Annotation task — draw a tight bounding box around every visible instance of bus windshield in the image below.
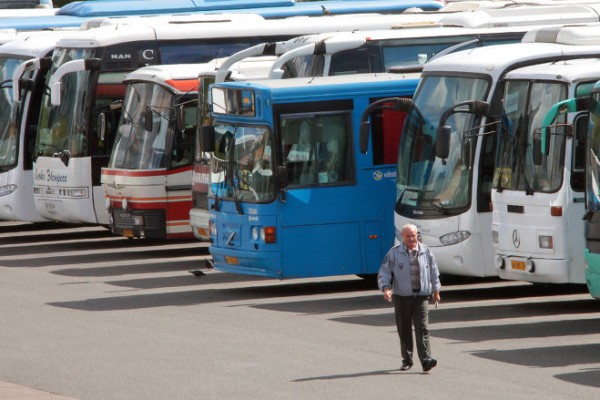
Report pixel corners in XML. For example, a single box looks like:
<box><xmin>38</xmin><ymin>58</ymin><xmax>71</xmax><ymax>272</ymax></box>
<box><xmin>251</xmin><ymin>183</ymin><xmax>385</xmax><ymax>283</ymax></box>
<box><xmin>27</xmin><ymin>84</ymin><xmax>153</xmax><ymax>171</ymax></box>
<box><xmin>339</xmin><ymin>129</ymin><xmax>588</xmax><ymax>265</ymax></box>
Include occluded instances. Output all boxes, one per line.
<box><xmin>211</xmin><ymin>123</ymin><xmax>274</xmax><ymax>203</ymax></box>
<box><xmin>0</xmin><ymin>57</ymin><xmax>25</xmax><ymax>169</ymax></box>
<box><xmin>109</xmin><ymin>82</ymin><xmax>172</xmax><ymax>169</ymax></box>
<box><xmin>493</xmin><ymin>81</ymin><xmax>567</xmax><ymax>193</ymax></box>
<box><xmin>397</xmin><ymin>75</ymin><xmax>488</xmax><ymax>213</ymax></box>
<box><xmin>109</xmin><ymin>82</ymin><xmax>195</xmax><ymax>170</ymax></box>
<box><xmin>36</xmin><ymin>48</ymin><xmax>93</xmax><ymax>158</ymax></box>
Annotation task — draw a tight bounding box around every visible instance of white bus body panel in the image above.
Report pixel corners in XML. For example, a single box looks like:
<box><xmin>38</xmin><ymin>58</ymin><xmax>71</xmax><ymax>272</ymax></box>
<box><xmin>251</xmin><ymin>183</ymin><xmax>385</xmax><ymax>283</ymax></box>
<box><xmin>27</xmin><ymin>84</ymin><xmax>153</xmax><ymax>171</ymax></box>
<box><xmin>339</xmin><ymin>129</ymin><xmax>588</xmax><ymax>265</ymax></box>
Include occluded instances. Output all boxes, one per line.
<box><xmin>33</xmin><ymin>157</ymin><xmax>108</xmax><ymax>225</ymax></box>
<box><xmin>493</xmin><ymin>189</ymin><xmax>585</xmax><ymax>284</ymax></box>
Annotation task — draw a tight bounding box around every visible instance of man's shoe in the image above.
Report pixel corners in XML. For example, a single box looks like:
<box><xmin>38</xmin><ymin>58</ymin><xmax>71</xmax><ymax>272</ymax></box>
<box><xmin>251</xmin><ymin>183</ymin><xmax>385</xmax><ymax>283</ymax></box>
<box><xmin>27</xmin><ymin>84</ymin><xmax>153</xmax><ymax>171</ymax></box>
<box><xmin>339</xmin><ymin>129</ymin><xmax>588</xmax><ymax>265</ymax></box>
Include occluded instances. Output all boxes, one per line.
<box><xmin>422</xmin><ymin>358</ymin><xmax>437</xmax><ymax>372</ymax></box>
<box><xmin>400</xmin><ymin>362</ymin><xmax>412</xmax><ymax>371</ymax></box>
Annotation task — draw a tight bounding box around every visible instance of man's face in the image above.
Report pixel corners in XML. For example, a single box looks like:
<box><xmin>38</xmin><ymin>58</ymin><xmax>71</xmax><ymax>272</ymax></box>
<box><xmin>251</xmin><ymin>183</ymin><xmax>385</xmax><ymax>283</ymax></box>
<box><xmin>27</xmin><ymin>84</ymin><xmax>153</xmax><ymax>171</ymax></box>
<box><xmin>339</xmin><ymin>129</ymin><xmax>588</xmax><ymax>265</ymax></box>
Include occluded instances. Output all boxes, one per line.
<box><xmin>402</xmin><ymin>227</ymin><xmax>419</xmax><ymax>250</ymax></box>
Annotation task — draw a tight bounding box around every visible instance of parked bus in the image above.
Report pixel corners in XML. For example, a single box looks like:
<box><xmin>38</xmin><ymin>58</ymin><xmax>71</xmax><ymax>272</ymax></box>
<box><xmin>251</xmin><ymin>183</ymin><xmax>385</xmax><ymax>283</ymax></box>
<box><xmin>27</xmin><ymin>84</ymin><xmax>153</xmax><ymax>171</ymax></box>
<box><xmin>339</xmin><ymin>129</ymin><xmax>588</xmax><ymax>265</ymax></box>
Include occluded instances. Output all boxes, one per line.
<box><xmin>537</xmin><ymin>30</ymin><xmax>600</xmax><ymax>297</ymax></box>
<box><xmin>0</xmin><ymin>30</ymin><xmax>86</xmax><ymax>222</ymax></box>
<box><xmin>358</xmin><ymin>24</ymin><xmax>600</xmax><ymax>278</ymax></box>
<box><xmin>190</xmin><ymin>3</ymin><xmax>600</xmax><ymax>242</ymax></box>
<box><xmin>203</xmin><ymin>73</ymin><xmax>419</xmax><ymax>278</ymax></box>
<box><xmin>101</xmin><ymin>11</ymin><xmax>453</xmax><ymax>241</ymax></box>
<box><xmin>0</xmin><ymin>0</ymin><xmax>445</xmax><ymax>31</ymax></box>
<box><xmin>32</xmin><ymin>9</ymin><xmax>445</xmax><ymax>227</ymax></box>
<box><xmin>491</xmin><ymin>58</ymin><xmax>600</xmax><ymax>285</ymax></box>
<box><xmin>216</xmin><ymin>3</ymin><xmax>600</xmax><ymax>82</ymax></box>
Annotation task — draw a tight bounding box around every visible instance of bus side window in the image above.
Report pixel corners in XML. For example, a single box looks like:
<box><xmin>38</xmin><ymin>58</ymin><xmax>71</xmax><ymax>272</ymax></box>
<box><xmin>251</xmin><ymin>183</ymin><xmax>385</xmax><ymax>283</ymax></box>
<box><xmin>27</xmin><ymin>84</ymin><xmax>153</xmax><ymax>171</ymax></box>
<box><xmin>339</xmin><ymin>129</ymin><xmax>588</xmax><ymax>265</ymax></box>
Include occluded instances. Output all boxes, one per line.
<box><xmin>329</xmin><ymin>48</ymin><xmax>371</xmax><ymax>76</ymax></box>
<box><xmin>315</xmin><ymin>113</ymin><xmax>352</xmax><ymax>184</ymax></box>
<box><xmin>281</xmin><ymin>118</ymin><xmax>316</xmax><ymax>185</ymax></box>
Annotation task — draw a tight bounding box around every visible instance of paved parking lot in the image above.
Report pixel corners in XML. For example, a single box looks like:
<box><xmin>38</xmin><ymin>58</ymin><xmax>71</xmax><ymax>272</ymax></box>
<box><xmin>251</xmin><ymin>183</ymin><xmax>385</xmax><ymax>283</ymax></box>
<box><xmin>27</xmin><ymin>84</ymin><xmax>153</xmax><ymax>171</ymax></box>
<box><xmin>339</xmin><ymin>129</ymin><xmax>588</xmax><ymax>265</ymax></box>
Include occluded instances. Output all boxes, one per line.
<box><xmin>0</xmin><ymin>221</ymin><xmax>598</xmax><ymax>400</ymax></box>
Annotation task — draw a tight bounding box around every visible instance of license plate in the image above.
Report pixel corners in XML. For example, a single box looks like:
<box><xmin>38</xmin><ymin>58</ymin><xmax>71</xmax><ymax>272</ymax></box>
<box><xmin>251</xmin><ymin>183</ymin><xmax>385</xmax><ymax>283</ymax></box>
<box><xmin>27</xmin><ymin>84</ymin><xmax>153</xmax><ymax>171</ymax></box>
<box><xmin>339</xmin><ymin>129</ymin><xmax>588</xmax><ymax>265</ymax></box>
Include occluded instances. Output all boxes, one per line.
<box><xmin>122</xmin><ymin>229</ymin><xmax>134</xmax><ymax>238</ymax></box>
<box><xmin>225</xmin><ymin>256</ymin><xmax>239</xmax><ymax>265</ymax></box>
<box><xmin>511</xmin><ymin>260</ymin><xmax>526</xmax><ymax>271</ymax></box>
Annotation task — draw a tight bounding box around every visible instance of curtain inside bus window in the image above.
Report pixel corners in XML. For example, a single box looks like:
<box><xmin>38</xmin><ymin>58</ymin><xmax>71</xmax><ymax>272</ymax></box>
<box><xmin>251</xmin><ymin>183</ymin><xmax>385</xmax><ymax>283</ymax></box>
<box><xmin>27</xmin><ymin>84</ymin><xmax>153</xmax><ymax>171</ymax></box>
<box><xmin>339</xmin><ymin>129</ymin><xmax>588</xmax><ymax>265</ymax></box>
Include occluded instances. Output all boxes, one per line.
<box><xmin>370</xmin><ymin>106</ymin><xmax>407</xmax><ymax>166</ymax></box>
<box><xmin>281</xmin><ymin>117</ymin><xmax>316</xmax><ymax>185</ymax></box>
<box><xmin>315</xmin><ymin>113</ymin><xmax>351</xmax><ymax>184</ymax></box>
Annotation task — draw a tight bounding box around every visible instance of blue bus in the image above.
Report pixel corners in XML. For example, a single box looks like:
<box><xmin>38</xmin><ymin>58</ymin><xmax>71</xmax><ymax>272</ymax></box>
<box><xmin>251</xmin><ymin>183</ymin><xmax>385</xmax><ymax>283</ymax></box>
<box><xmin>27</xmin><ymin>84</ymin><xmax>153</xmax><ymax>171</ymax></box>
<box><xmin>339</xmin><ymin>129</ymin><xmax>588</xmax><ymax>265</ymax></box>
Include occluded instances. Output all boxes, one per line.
<box><xmin>203</xmin><ymin>73</ymin><xmax>419</xmax><ymax>279</ymax></box>
<box><xmin>0</xmin><ymin>0</ymin><xmax>445</xmax><ymax>31</ymax></box>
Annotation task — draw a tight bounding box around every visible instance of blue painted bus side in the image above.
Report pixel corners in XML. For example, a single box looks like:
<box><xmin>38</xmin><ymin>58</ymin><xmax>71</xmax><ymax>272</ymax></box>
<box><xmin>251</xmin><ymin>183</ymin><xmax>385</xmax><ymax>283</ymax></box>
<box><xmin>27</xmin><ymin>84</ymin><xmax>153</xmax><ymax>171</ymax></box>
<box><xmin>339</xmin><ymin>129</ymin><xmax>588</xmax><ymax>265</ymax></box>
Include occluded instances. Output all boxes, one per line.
<box><xmin>208</xmin><ymin>75</ymin><xmax>419</xmax><ymax>279</ymax></box>
<box><xmin>0</xmin><ymin>0</ymin><xmax>444</xmax><ymax>30</ymax></box>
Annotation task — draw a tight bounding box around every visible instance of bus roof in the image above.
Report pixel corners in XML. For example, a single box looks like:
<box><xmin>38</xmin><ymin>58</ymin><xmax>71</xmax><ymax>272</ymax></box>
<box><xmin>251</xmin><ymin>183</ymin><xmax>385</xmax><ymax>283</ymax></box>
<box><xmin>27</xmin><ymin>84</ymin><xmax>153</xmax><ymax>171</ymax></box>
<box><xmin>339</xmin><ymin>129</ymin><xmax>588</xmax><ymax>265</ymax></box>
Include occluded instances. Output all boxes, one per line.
<box><xmin>126</xmin><ymin>56</ymin><xmax>281</xmax><ymax>88</ymax></box>
<box><xmin>214</xmin><ymin>72</ymin><xmax>421</xmax><ymax>98</ymax></box>
<box><xmin>421</xmin><ymin>41</ymin><xmax>600</xmax><ymax>78</ymax></box>
<box><xmin>57</xmin><ymin>0</ymin><xmax>293</xmax><ymax>17</ymax></box>
<box><xmin>52</xmin><ymin>12</ymin><xmax>448</xmax><ymax>49</ymax></box>
<box><xmin>438</xmin><ymin>3</ymin><xmax>600</xmax><ymax>28</ymax></box>
<box><xmin>0</xmin><ymin>30</ymin><xmax>80</xmax><ymax>58</ymax></box>
<box><xmin>0</xmin><ymin>0</ymin><xmax>444</xmax><ymax>31</ymax></box>
<box><xmin>504</xmin><ymin>57</ymin><xmax>600</xmax><ymax>83</ymax></box>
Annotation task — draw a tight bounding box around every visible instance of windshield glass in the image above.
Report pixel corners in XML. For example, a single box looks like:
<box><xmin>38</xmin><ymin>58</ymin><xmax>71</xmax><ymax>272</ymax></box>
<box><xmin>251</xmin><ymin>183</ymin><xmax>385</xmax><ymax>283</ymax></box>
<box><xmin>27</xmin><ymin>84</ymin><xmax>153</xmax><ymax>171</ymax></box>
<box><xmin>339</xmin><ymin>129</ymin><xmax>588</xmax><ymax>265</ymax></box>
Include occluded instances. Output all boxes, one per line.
<box><xmin>109</xmin><ymin>82</ymin><xmax>176</xmax><ymax>170</ymax></box>
<box><xmin>0</xmin><ymin>57</ymin><xmax>26</xmax><ymax>169</ymax></box>
<box><xmin>36</xmin><ymin>48</ymin><xmax>93</xmax><ymax>159</ymax></box>
<box><xmin>210</xmin><ymin>124</ymin><xmax>274</xmax><ymax>203</ymax></box>
<box><xmin>493</xmin><ymin>81</ymin><xmax>567</xmax><ymax>193</ymax></box>
<box><xmin>397</xmin><ymin>75</ymin><xmax>488</xmax><ymax>213</ymax></box>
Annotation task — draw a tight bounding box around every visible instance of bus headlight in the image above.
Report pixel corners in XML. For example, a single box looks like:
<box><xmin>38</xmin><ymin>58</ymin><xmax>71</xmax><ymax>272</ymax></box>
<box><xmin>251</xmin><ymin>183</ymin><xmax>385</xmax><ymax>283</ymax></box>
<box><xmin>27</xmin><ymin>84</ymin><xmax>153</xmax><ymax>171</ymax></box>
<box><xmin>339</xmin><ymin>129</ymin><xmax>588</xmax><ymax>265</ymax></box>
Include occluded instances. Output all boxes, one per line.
<box><xmin>526</xmin><ymin>259</ymin><xmax>535</xmax><ymax>273</ymax></box>
<box><xmin>0</xmin><ymin>184</ymin><xmax>16</xmax><ymax>197</ymax></box>
<box><xmin>496</xmin><ymin>256</ymin><xmax>505</xmax><ymax>270</ymax></box>
<box><xmin>439</xmin><ymin>231</ymin><xmax>471</xmax><ymax>246</ymax></box>
<box><xmin>122</xmin><ymin>198</ymin><xmax>128</xmax><ymax>210</ymax></box>
<box><xmin>492</xmin><ymin>229</ymin><xmax>499</xmax><ymax>244</ymax></box>
<box><xmin>538</xmin><ymin>235</ymin><xmax>553</xmax><ymax>249</ymax></box>
<box><xmin>252</xmin><ymin>226</ymin><xmax>259</xmax><ymax>241</ymax></box>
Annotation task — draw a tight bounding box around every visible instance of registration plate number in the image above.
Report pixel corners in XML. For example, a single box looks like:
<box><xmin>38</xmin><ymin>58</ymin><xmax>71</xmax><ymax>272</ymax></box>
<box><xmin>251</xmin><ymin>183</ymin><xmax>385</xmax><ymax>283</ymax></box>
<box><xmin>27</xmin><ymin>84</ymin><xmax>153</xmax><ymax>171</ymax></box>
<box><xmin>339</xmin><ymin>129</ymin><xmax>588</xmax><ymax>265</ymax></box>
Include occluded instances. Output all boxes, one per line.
<box><xmin>225</xmin><ymin>256</ymin><xmax>239</xmax><ymax>265</ymax></box>
<box><xmin>122</xmin><ymin>229</ymin><xmax>134</xmax><ymax>238</ymax></box>
<box><xmin>511</xmin><ymin>260</ymin><xmax>526</xmax><ymax>271</ymax></box>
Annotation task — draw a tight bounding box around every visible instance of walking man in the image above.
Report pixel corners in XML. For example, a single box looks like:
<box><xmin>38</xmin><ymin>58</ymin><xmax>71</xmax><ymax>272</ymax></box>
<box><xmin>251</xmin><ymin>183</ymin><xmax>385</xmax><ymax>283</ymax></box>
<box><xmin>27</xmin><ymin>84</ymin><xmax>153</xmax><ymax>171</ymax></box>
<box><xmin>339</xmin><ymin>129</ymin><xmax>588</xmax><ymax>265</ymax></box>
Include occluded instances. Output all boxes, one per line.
<box><xmin>378</xmin><ymin>223</ymin><xmax>441</xmax><ymax>372</ymax></box>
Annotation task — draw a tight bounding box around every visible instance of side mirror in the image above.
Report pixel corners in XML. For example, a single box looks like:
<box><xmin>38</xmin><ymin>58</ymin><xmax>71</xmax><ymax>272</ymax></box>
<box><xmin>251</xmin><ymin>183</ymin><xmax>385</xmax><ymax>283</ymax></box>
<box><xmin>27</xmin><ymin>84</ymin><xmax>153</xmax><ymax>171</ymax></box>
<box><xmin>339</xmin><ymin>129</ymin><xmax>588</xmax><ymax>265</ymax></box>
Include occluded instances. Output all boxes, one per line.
<box><xmin>541</xmin><ymin>126</ymin><xmax>551</xmax><ymax>156</ymax></box>
<box><xmin>436</xmin><ymin>125</ymin><xmax>451</xmax><ymax>159</ymax></box>
<box><xmin>533</xmin><ymin>135</ymin><xmax>543</xmax><ymax>166</ymax></box>
<box><xmin>144</xmin><ymin>107</ymin><xmax>153</xmax><ymax>132</ymax></box>
<box><xmin>97</xmin><ymin>112</ymin><xmax>106</xmax><ymax>141</ymax></box>
<box><xmin>199</xmin><ymin>125</ymin><xmax>215</xmax><ymax>153</ymax></box>
<box><xmin>175</xmin><ymin>105</ymin><xmax>184</xmax><ymax>132</ymax></box>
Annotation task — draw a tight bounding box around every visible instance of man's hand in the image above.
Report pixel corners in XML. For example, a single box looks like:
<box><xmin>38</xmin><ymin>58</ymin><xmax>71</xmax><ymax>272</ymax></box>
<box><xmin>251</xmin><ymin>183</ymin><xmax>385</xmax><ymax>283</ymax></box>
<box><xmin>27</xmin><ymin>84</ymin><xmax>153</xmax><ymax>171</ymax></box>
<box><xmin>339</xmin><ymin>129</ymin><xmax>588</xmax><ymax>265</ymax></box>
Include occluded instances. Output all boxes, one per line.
<box><xmin>383</xmin><ymin>287</ymin><xmax>393</xmax><ymax>303</ymax></box>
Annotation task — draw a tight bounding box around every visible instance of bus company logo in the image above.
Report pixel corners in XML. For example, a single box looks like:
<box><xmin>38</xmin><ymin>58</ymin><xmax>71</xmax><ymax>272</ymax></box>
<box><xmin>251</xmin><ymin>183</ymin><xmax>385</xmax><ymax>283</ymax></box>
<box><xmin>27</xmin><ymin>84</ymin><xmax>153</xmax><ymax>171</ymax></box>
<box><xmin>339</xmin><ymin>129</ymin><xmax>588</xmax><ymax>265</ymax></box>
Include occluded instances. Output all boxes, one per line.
<box><xmin>373</xmin><ymin>171</ymin><xmax>397</xmax><ymax>181</ymax></box>
<box><xmin>110</xmin><ymin>53</ymin><xmax>132</xmax><ymax>60</ymax></box>
<box><xmin>34</xmin><ymin>169</ymin><xmax>67</xmax><ymax>184</ymax></box>
<box><xmin>139</xmin><ymin>49</ymin><xmax>156</xmax><ymax>65</ymax></box>
<box><xmin>512</xmin><ymin>229</ymin><xmax>521</xmax><ymax>248</ymax></box>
